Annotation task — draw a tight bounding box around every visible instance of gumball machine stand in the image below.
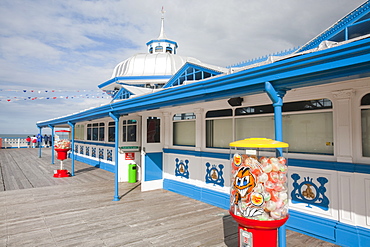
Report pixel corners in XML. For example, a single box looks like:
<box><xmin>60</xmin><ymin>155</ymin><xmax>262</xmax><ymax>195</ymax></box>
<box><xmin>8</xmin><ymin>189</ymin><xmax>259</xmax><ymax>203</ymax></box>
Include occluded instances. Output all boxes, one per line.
<box><xmin>229</xmin><ymin>138</ymin><xmax>289</xmax><ymax>247</ymax></box>
<box><xmin>53</xmin><ymin>140</ymin><xmax>71</xmax><ymax>178</ymax></box>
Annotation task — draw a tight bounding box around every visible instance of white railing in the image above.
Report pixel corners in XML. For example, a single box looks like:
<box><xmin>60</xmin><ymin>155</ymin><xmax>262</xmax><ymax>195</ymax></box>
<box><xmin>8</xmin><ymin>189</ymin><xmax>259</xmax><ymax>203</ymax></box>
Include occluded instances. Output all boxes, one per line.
<box><xmin>0</xmin><ymin>138</ymin><xmax>43</xmax><ymax>148</ymax></box>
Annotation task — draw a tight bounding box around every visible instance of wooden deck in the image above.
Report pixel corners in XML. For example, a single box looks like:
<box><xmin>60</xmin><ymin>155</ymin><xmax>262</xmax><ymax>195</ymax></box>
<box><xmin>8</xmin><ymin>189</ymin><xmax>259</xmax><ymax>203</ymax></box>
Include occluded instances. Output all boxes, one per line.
<box><xmin>0</xmin><ymin>148</ymin><xmax>339</xmax><ymax>246</ymax></box>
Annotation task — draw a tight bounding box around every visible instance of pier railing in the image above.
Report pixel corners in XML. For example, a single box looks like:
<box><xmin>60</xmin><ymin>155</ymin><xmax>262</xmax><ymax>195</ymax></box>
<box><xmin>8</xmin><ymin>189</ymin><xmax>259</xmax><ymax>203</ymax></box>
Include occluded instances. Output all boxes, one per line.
<box><xmin>0</xmin><ymin>138</ymin><xmax>31</xmax><ymax>149</ymax></box>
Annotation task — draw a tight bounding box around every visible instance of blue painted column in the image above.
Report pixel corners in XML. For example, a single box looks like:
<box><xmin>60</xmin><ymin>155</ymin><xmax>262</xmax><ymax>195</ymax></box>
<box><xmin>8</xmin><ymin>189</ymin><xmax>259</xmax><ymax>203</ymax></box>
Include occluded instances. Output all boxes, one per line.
<box><xmin>67</xmin><ymin>122</ymin><xmax>75</xmax><ymax>176</ymax></box>
<box><xmin>265</xmin><ymin>81</ymin><xmax>287</xmax><ymax>247</ymax></box>
<box><xmin>48</xmin><ymin>125</ymin><xmax>55</xmax><ymax>164</ymax></box>
<box><xmin>38</xmin><ymin>127</ymin><xmax>42</xmax><ymax>158</ymax></box>
<box><xmin>109</xmin><ymin>112</ymin><xmax>120</xmax><ymax>201</ymax></box>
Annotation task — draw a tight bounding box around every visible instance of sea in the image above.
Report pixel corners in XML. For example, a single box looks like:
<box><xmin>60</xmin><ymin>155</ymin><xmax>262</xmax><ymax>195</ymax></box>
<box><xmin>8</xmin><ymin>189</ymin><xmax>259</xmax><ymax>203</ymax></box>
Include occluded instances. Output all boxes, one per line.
<box><xmin>0</xmin><ymin>134</ymin><xmax>35</xmax><ymax>139</ymax></box>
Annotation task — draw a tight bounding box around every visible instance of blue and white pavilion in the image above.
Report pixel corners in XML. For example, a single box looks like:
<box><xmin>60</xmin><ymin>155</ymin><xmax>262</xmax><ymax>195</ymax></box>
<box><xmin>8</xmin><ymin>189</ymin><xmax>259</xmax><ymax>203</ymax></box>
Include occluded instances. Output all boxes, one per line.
<box><xmin>37</xmin><ymin>2</ymin><xmax>370</xmax><ymax>246</ymax></box>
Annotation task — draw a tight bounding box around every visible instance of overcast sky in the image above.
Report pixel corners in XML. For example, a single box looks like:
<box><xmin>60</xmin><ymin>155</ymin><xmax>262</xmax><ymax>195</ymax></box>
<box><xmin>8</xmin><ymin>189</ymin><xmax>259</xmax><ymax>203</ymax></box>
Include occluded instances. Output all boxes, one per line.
<box><xmin>0</xmin><ymin>0</ymin><xmax>365</xmax><ymax>135</ymax></box>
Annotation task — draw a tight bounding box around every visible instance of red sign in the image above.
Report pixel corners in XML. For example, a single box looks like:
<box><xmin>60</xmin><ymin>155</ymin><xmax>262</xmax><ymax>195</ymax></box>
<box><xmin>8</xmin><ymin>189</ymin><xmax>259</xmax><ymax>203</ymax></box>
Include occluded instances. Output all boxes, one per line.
<box><xmin>125</xmin><ymin>152</ymin><xmax>135</xmax><ymax>160</ymax></box>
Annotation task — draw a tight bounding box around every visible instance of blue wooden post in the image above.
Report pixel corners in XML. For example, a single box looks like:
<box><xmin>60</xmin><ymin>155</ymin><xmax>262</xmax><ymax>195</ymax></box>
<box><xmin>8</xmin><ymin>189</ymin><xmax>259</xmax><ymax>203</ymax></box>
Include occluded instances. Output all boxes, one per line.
<box><xmin>67</xmin><ymin>122</ymin><xmax>75</xmax><ymax>176</ymax></box>
<box><xmin>109</xmin><ymin>112</ymin><xmax>120</xmax><ymax>201</ymax></box>
<box><xmin>48</xmin><ymin>125</ymin><xmax>55</xmax><ymax>164</ymax></box>
<box><xmin>265</xmin><ymin>81</ymin><xmax>287</xmax><ymax>247</ymax></box>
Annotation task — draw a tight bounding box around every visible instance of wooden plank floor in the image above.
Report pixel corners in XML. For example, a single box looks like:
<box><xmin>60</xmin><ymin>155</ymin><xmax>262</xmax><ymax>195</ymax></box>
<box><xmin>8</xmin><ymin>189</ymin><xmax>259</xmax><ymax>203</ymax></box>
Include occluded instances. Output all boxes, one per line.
<box><xmin>0</xmin><ymin>148</ymin><xmax>339</xmax><ymax>246</ymax></box>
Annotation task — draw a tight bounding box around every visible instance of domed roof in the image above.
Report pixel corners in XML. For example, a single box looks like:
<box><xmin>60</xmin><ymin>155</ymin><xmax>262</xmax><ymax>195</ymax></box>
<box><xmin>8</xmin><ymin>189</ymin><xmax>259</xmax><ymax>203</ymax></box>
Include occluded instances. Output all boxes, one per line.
<box><xmin>111</xmin><ymin>53</ymin><xmax>200</xmax><ymax>78</ymax></box>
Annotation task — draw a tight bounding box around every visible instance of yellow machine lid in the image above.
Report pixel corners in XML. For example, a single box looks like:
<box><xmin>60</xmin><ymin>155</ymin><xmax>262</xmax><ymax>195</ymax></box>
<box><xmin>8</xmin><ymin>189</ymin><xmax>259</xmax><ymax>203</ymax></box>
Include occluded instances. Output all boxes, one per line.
<box><xmin>229</xmin><ymin>138</ymin><xmax>289</xmax><ymax>148</ymax></box>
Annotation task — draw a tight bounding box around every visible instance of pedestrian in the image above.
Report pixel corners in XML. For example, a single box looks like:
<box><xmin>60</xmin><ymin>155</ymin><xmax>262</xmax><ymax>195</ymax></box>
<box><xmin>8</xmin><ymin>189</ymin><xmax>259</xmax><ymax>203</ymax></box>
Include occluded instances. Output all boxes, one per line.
<box><xmin>36</xmin><ymin>133</ymin><xmax>42</xmax><ymax>148</ymax></box>
<box><xmin>44</xmin><ymin>134</ymin><xmax>49</xmax><ymax>147</ymax></box>
<box><xmin>49</xmin><ymin>135</ymin><xmax>53</xmax><ymax>147</ymax></box>
<box><xmin>26</xmin><ymin>136</ymin><xmax>31</xmax><ymax>148</ymax></box>
<box><xmin>31</xmin><ymin>135</ymin><xmax>37</xmax><ymax>148</ymax></box>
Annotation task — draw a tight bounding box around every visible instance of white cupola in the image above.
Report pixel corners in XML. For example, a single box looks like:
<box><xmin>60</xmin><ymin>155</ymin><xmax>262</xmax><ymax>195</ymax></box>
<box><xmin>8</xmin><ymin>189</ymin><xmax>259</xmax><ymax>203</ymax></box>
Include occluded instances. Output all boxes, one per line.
<box><xmin>145</xmin><ymin>8</ymin><xmax>178</xmax><ymax>55</ymax></box>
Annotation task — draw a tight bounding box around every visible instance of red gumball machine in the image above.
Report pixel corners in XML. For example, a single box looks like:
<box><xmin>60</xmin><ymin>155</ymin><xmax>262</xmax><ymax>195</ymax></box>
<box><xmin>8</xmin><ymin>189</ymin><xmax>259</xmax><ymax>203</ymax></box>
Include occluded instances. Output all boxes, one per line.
<box><xmin>229</xmin><ymin>138</ymin><xmax>289</xmax><ymax>247</ymax></box>
<box><xmin>53</xmin><ymin>139</ymin><xmax>71</xmax><ymax>178</ymax></box>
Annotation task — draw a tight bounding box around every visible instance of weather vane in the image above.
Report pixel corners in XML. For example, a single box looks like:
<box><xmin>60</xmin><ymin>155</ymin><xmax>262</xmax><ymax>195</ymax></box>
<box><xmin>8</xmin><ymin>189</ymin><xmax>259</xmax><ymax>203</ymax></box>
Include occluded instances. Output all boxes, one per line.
<box><xmin>161</xmin><ymin>6</ymin><xmax>165</xmax><ymax>17</ymax></box>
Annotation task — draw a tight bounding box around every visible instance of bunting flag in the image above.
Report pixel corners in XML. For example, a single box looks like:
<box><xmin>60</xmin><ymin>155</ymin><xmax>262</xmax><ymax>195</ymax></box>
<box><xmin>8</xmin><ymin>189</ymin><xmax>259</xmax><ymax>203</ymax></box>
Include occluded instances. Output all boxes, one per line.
<box><xmin>0</xmin><ymin>89</ymin><xmax>110</xmax><ymax>102</ymax></box>
<box><xmin>0</xmin><ymin>89</ymin><xmax>103</xmax><ymax>93</ymax></box>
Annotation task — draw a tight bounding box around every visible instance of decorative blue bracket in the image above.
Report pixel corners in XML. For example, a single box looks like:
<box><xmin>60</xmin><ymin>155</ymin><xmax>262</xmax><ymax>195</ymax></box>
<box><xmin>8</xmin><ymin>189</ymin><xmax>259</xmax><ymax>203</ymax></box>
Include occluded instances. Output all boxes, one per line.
<box><xmin>205</xmin><ymin>162</ymin><xmax>224</xmax><ymax>187</ymax></box>
<box><xmin>175</xmin><ymin>158</ymin><xmax>189</xmax><ymax>179</ymax></box>
<box><xmin>291</xmin><ymin>173</ymin><xmax>330</xmax><ymax>211</ymax></box>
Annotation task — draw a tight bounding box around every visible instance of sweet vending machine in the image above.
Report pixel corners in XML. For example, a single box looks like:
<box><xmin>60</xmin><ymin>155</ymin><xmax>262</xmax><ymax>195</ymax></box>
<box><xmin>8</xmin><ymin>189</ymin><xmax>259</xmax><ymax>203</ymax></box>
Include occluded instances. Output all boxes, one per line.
<box><xmin>229</xmin><ymin>138</ymin><xmax>289</xmax><ymax>247</ymax></box>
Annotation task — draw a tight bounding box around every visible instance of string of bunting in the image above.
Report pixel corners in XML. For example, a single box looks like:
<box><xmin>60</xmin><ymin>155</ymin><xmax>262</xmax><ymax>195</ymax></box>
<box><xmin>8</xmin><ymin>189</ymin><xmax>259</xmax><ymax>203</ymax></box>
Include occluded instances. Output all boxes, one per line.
<box><xmin>0</xmin><ymin>89</ymin><xmax>110</xmax><ymax>102</ymax></box>
<box><xmin>0</xmin><ymin>89</ymin><xmax>104</xmax><ymax>93</ymax></box>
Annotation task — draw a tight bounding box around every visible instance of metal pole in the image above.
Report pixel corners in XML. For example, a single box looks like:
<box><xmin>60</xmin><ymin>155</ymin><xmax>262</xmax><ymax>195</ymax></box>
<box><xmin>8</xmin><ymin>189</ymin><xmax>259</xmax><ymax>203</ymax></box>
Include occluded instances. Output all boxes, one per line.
<box><xmin>67</xmin><ymin>122</ymin><xmax>75</xmax><ymax>176</ymax></box>
<box><xmin>38</xmin><ymin>127</ymin><xmax>42</xmax><ymax>158</ymax></box>
<box><xmin>48</xmin><ymin>125</ymin><xmax>55</xmax><ymax>164</ymax></box>
<box><xmin>265</xmin><ymin>81</ymin><xmax>286</xmax><ymax>247</ymax></box>
<box><xmin>109</xmin><ymin>112</ymin><xmax>120</xmax><ymax>201</ymax></box>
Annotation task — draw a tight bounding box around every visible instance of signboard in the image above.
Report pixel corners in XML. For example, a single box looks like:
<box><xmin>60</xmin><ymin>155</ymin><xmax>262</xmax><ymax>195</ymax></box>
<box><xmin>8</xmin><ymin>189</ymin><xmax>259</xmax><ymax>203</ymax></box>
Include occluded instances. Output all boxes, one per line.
<box><xmin>125</xmin><ymin>152</ymin><xmax>135</xmax><ymax>160</ymax></box>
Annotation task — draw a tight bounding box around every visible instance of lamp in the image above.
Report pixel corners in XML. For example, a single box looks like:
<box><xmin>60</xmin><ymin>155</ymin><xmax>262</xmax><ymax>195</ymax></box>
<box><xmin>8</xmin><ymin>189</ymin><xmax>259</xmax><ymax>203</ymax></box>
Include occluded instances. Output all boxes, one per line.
<box><xmin>228</xmin><ymin>97</ymin><xmax>243</xmax><ymax>107</ymax></box>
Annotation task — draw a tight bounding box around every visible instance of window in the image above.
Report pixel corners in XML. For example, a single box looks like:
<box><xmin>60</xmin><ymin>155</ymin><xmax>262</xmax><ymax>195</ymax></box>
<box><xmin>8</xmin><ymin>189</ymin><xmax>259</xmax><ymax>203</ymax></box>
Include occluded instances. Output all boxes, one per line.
<box><xmin>235</xmin><ymin>116</ymin><xmax>274</xmax><ymax>139</ymax></box>
<box><xmin>206</xmin><ymin>109</ymin><xmax>232</xmax><ymax>118</ymax></box>
<box><xmin>87</xmin><ymin>124</ymin><xmax>92</xmax><ymax>140</ymax></box>
<box><xmin>87</xmin><ymin>122</ymin><xmax>105</xmax><ymax>141</ymax></box>
<box><xmin>166</xmin><ymin>46</ymin><xmax>172</xmax><ymax>53</ymax></box>
<box><xmin>155</xmin><ymin>46</ymin><xmax>163</xmax><ymax>52</ymax></box>
<box><xmin>205</xmin><ymin>109</ymin><xmax>233</xmax><ymax>148</ymax></box>
<box><xmin>147</xmin><ymin>117</ymin><xmax>160</xmax><ymax>143</ymax></box>
<box><xmin>361</xmin><ymin>93</ymin><xmax>370</xmax><ymax>157</ymax></box>
<box><xmin>99</xmin><ymin>123</ymin><xmax>105</xmax><ymax>141</ymax></box>
<box><xmin>173</xmin><ymin>113</ymin><xmax>196</xmax><ymax>146</ymax></box>
<box><xmin>234</xmin><ymin>98</ymin><xmax>333</xmax><ymax>155</ymax></box>
<box><xmin>206</xmin><ymin>119</ymin><xmax>233</xmax><ymax>148</ymax></box>
<box><xmin>108</xmin><ymin>122</ymin><xmax>115</xmax><ymax>142</ymax></box>
<box><xmin>283</xmin><ymin>112</ymin><xmax>333</xmax><ymax>155</ymax></box>
<box><xmin>75</xmin><ymin>124</ymin><xmax>85</xmax><ymax>140</ymax></box>
<box><xmin>122</xmin><ymin>120</ymin><xmax>137</xmax><ymax>142</ymax></box>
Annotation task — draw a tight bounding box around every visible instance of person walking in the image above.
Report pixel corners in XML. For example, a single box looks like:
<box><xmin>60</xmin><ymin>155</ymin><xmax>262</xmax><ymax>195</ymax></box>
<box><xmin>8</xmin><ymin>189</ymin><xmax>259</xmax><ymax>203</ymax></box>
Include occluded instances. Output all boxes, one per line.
<box><xmin>26</xmin><ymin>136</ymin><xmax>31</xmax><ymax>148</ymax></box>
<box><xmin>43</xmin><ymin>134</ymin><xmax>49</xmax><ymax>147</ymax></box>
<box><xmin>49</xmin><ymin>135</ymin><xmax>53</xmax><ymax>147</ymax></box>
<box><xmin>36</xmin><ymin>133</ymin><xmax>42</xmax><ymax>148</ymax></box>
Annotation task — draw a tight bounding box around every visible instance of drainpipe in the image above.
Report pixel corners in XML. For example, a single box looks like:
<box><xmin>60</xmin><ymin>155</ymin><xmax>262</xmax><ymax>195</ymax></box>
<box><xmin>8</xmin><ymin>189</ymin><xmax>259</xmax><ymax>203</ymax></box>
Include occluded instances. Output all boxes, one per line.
<box><xmin>48</xmin><ymin>125</ymin><xmax>55</xmax><ymax>164</ymax></box>
<box><xmin>67</xmin><ymin>122</ymin><xmax>75</xmax><ymax>176</ymax></box>
<box><xmin>38</xmin><ymin>127</ymin><xmax>42</xmax><ymax>158</ymax></box>
<box><xmin>109</xmin><ymin>112</ymin><xmax>120</xmax><ymax>201</ymax></box>
<box><xmin>265</xmin><ymin>81</ymin><xmax>287</xmax><ymax>247</ymax></box>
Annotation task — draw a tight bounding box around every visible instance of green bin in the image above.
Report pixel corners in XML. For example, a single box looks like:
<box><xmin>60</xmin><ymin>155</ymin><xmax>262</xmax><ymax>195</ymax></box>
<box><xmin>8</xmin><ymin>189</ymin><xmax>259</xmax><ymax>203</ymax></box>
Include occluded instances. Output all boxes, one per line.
<box><xmin>128</xmin><ymin>164</ymin><xmax>137</xmax><ymax>183</ymax></box>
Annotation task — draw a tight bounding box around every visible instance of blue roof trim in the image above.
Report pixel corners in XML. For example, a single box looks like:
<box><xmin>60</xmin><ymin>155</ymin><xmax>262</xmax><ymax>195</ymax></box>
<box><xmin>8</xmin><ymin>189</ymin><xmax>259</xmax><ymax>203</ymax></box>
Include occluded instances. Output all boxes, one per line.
<box><xmin>146</xmin><ymin>39</ymin><xmax>178</xmax><ymax>48</ymax></box>
<box><xmin>37</xmin><ymin>38</ymin><xmax>370</xmax><ymax>127</ymax></box>
<box><xmin>98</xmin><ymin>75</ymin><xmax>172</xmax><ymax>89</ymax></box>
<box><xmin>297</xmin><ymin>1</ymin><xmax>370</xmax><ymax>52</ymax></box>
<box><xmin>163</xmin><ymin>63</ymin><xmax>223</xmax><ymax>88</ymax></box>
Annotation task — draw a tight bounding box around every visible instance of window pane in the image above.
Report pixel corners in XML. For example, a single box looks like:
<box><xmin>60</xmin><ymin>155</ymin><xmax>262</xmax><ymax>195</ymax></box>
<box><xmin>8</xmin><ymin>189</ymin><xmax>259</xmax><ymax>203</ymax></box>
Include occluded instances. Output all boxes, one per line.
<box><xmin>127</xmin><ymin>125</ymin><xmax>137</xmax><ymax>142</ymax></box>
<box><xmin>206</xmin><ymin>109</ymin><xmax>233</xmax><ymax>118</ymax></box>
<box><xmin>361</xmin><ymin>93</ymin><xmax>370</xmax><ymax>105</ymax></box>
<box><xmin>122</xmin><ymin>126</ymin><xmax>127</xmax><ymax>142</ymax></box>
<box><xmin>362</xmin><ymin>109</ymin><xmax>370</xmax><ymax>157</ymax></box>
<box><xmin>99</xmin><ymin>127</ymin><xmax>104</xmax><ymax>141</ymax></box>
<box><xmin>206</xmin><ymin>119</ymin><xmax>232</xmax><ymax>148</ymax></box>
<box><xmin>87</xmin><ymin>127</ymin><xmax>91</xmax><ymax>140</ymax></box>
<box><xmin>235</xmin><ymin>116</ymin><xmax>274</xmax><ymax>139</ymax></box>
<box><xmin>173</xmin><ymin>121</ymin><xmax>195</xmax><ymax>146</ymax></box>
<box><xmin>92</xmin><ymin>127</ymin><xmax>98</xmax><ymax>141</ymax></box>
<box><xmin>173</xmin><ymin>113</ymin><xmax>196</xmax><ymax>120</ymax></box>
<box><xmin>108</xmin><ymin>126</ymin><xmax>115</xmax><ymax>142</ymax></box>
<box><xmin>283</xmin><ymin>112</ymin><xmax>333</xmax><ymax>154</ymax></box>
<box><xmin>147</xmin><ymin>118</ymin><xmax>160</xmax><ymax>143</ymax></box>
